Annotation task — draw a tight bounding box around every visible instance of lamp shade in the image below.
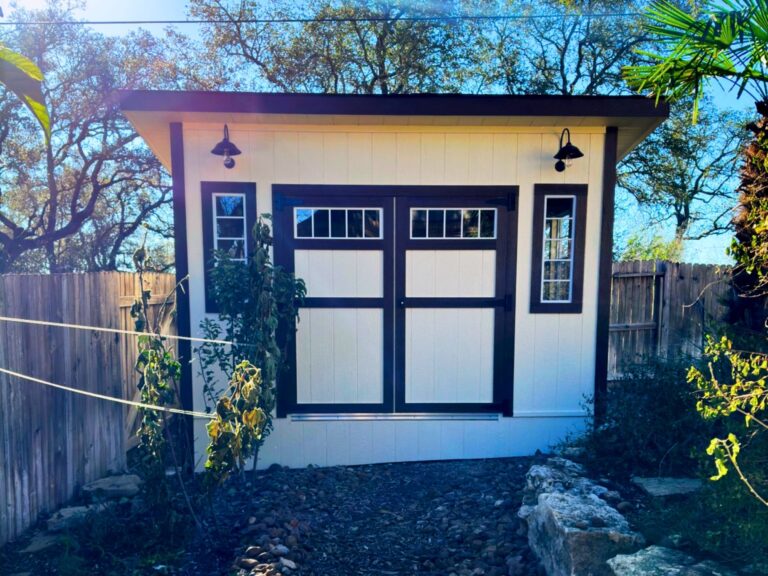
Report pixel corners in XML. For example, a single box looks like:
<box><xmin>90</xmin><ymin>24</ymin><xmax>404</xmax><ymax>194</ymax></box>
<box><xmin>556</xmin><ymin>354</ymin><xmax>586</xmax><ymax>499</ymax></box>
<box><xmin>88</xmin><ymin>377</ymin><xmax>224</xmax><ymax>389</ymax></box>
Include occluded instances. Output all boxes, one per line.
<box><xmin>210</xmin><ymin>124</ymin><xmax>242</xmax><ymax>158</ymax></box>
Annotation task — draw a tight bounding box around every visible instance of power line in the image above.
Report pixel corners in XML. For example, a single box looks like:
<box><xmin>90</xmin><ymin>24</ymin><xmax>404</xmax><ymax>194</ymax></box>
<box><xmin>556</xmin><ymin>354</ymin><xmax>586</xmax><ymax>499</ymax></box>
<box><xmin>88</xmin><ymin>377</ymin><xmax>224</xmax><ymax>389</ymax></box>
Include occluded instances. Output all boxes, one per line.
<box><xmin>0</xmin><ymin>12</ymin><xmax>644</xmax><ymax>27</ymax></box>
<box><xmin>0</xmin><ymin>365</ymin><xmax>214</xmax><ymax>419</ymax></box>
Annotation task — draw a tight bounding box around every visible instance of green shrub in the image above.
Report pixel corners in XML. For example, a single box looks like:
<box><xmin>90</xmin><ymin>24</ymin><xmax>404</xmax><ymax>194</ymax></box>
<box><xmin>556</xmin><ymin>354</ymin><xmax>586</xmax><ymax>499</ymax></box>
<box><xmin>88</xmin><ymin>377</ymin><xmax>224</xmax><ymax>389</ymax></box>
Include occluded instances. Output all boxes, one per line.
<box><xmin>574</xmin><ymin>356</ymin><xmax>715</xmax><ymax>478</ymax></box>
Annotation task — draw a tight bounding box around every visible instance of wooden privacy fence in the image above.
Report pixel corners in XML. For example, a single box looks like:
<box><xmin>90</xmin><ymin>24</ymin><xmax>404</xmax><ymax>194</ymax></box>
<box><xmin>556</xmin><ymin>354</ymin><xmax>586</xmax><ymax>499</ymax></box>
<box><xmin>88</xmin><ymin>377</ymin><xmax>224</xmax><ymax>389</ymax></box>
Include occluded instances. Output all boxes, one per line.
<box><xmin>0</xmin><ymin>272</ymin><xmax>176</xmax><ymax>546</ymax></box>
<box><xmin>608</xmin><ymin>260</ymin><xmax>733</xmax><ymax>380</ymax></box>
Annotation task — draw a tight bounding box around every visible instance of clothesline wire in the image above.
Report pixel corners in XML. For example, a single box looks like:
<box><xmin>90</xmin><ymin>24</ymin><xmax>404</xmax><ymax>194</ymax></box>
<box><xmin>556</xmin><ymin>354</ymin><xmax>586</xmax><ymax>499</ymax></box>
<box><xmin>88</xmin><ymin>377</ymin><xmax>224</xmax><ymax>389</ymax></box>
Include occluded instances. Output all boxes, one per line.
<box><xmin>0</xmin><ymin>365</ymin><xmax>214</xmax><ymax>419</ymax></box>
<box><xmin>0</xmin><ymin>314</ymin><xmax>256</xmax><ymax>348</ymax></box>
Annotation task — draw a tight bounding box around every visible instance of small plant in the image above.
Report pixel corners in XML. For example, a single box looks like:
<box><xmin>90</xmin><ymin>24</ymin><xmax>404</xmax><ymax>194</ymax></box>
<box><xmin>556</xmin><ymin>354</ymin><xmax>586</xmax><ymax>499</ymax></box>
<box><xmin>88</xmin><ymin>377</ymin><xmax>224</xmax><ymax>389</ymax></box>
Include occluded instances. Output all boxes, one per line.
<box><xmin>571</xmin><ymin>356</ymin><xmax>714</xmax><ymax>478</ymax></box>
<box><xmin>205</xmin><ymin>361</ymin><xmax>265</xmax><ymax>485</ymax></box>
<box><xmin>131</xmin><ymin>246</ymin><xmax>184</xmax><ymax>509</ymax></box>
<box><xmin>197</xmin><ymin>216</ymin><xmax>305</xmax><ymax>468</ymax></box>
<box><xmin>688</xmin><ymin>335</ymin><xmax>768</xmax><ymax>506</ymax></box>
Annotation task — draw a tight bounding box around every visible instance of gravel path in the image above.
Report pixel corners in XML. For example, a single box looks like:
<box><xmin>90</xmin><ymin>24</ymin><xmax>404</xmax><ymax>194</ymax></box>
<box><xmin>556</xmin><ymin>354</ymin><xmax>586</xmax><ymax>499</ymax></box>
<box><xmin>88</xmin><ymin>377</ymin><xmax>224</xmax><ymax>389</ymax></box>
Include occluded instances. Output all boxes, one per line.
<box><xmin>193</xmin><ymin>458</ymin><xmax>541</xmax><ymax>576</ymax></box>
<box><xmin>0</xmin><ymin>458</ymin><xmax>541</xmax><ymax>575</ymax></box>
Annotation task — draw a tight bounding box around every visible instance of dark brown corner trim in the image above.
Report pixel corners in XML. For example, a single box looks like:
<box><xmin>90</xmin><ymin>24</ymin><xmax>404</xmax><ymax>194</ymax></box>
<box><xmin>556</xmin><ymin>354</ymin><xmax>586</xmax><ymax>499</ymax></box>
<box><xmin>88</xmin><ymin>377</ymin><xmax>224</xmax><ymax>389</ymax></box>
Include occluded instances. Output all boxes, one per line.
<box><xmin>529</xmin><ymin>184</ymin><xmax>588</xmax><ymax>314</ymax></box>
<box><xmin>201</xmin><ymin>181</ymin><xmax>258</xmax><ymax>313</ymax></box>
<box><xmin>170</xmin><ymin>122</ymin><xmax>194</xmax><ymax>463</ymax></box>
<box><xmin>119</xmin><ymin>90</ymin><xmax>669</xmax><ymax>119</ymax></box>
<box><xmin>594</xmin><ymin>127</ymin><xmax>619</xmax><ymax>424</ymax></box>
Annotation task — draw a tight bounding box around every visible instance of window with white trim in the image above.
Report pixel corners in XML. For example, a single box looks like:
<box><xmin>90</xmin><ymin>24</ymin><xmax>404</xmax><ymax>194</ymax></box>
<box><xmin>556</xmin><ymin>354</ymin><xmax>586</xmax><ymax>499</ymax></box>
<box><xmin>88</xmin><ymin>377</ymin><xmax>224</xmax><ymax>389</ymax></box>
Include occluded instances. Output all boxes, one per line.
<box><xmin>541</xmin><ymin>196</ymin><xmax>575</xmax><ymax>302</ymax></box>
<box><xmin>213</xmin><ymin>193</ymin><xmax>247</xmax><ymax>261</ymax></box>
<box><xmin>201</xmin><ymin>181</ymin><xmax>256</xmax><ymax>313</ymax></box>
<box><xmin>410</xmin><ymin>208</ymin><xmax>497</xmax><ymax>239</ymax></box>
<box><xmin>294</xmin><ymin>207</ymin><xmax>382</xmax><ymax>239</ymax></box>
<box><xmin>530</xmin><ymin>184</ymin><xmax>587</xmax><ymax>314</ymax></box>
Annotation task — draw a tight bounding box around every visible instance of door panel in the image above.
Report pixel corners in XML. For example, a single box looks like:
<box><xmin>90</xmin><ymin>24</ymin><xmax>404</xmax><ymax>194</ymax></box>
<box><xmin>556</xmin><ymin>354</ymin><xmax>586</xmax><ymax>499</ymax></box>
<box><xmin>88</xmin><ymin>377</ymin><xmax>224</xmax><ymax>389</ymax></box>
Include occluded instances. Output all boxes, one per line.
<box><xmin>274</xmin><ymin>186</ymin><xmax>394</xmax><ymax>416</ymax></box>
<box><xmin>294</xmin><ymin>250</ymin><xmax>383</xmax><ymax>298</ymax></box>
<box><xmin>405</xmin><ymin>308</ymin><xmax>495</xmax><ymax>403</ymax></box>
<box><xmin>296</xmin><ymin>308</ymin><xmax>384</xmax><ymax>404</ymax></box>
<box><xmin>405</xmin><ymin>250</ymin><xmax>496</xmax><ymax>297</ymax></box>
<box><xmin>395</xmin><ymin>193</ymin><xmax>512</xmax><ymax>413</ymax></box>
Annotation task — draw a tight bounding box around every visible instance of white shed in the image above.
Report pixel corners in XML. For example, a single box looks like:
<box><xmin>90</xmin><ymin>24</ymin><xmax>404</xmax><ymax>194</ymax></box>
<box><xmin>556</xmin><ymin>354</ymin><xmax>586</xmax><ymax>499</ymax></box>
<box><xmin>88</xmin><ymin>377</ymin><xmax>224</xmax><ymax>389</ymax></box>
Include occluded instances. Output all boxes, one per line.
<box><xmin>121</xmin><ymin>92</ymin><xmax>667</xmax><ymax>468</ymax></box>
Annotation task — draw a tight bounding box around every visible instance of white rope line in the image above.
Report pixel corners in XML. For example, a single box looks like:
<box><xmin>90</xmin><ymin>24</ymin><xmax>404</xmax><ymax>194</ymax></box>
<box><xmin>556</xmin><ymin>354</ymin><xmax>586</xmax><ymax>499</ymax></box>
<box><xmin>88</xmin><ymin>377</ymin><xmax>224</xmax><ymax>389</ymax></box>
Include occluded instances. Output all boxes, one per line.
<box><xmin>0</xmin><ymin>315</ymin><xmax>239</xmax><ymax>347</ymax></box>
<box><xmin>0</xmin><ymin>366</ymin><xmax>215</xmax><ymax>419</ymax></box>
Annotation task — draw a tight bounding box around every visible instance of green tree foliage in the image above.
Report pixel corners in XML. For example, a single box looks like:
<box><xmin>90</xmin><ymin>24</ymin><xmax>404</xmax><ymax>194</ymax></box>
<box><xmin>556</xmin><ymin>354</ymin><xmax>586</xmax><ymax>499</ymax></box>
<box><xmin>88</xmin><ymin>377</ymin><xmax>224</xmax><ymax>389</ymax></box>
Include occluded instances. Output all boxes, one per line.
<box><xmin>189</xmin><ymin>0</ymin><xmax>648</xmax><ymax>95</ymax></box>
<box><xmin>618</xmin><ymin>231</ymin><xmax>683</xmax><ymax>261</ymax></box>
<box><xmin>0</xmin><ymin>1</ymin><xmax>231</xmax><ymax>272</ymax></box>
<box><xmin>197</xmin><ymin>217</ymin><xmax>305</xmax><ymax>465</ymax></box>
<box><xmin>624</xmin><ymin>0</ymin><xmax>768</xmax><ymax>121</ymax></box>
<box><xmin>619</xmin><ymin>98</ymin><xmax>748</xmax><ymax>242</ymax></box>
<box><xmin>0</xmin><ymin>3</ymin><xmax>173</xmax><ymax>271</ymax></box>
<box><xmin>625</xmin><ymin>0</ymin><xmax>768</xmax><ymax>506</ymax></box>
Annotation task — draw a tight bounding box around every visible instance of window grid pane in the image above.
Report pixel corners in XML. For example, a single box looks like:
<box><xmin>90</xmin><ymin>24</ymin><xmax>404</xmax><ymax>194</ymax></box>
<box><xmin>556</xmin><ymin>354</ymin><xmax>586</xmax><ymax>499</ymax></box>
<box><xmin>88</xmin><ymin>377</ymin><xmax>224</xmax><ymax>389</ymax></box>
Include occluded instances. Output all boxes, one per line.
<box><xmin>410</xmin><ymin>208</ymin><xmax>497</xmax><ymax>240</ymax></box>
<box><xmin>294</xmin><ymin>208</ymin><xmax>383</xmax><ymax>239</ymax></box>
<box><xmin>541</xmin><ymin>196</ymin><xmax>575</xmax><ymax>302</ymax></box>
<box><xmin>213</xmin><ymin>193</ymin><xmax>248</xmax><ymax>260</ymax></box>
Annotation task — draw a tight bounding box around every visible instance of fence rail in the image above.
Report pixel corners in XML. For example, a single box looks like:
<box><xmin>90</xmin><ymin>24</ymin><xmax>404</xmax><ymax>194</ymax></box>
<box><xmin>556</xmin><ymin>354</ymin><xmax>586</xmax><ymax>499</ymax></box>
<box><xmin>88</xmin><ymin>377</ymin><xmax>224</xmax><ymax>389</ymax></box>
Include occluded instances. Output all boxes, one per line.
<box><xmin>0</xmin><ymin>272</ymin><xmax>175</xmax><ymax>546</ymax></box>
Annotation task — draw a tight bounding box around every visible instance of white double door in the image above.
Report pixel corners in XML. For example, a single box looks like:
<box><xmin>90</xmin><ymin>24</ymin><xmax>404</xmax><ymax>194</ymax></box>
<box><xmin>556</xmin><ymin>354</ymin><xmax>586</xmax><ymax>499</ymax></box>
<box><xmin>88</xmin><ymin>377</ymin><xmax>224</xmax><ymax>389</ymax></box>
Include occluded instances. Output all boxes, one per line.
<box><xmin>274</xmin><ymin>185</ymin><xmax>515</xmax><ymax>416</ymax></box>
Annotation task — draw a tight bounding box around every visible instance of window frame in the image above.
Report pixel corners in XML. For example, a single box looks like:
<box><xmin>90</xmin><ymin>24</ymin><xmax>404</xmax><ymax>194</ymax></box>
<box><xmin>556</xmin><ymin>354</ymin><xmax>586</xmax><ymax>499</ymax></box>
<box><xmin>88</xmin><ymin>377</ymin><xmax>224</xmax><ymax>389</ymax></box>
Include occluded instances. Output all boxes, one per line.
<box><xmin>530</xmin><ymin>184</ymin><xmax>587</xmax><ymax>314</ymax></box>
<box><xmin>201</xmin><ymin>181</ymin><xmax>257</xmax><ymax>313</ymax></box>
<box><xmin>409</xmin><ymin>207</ymin><xmax>498</xmax><ymax>240</ymax></box>
<box><xmin>293</xmin><ymin>206</ymin><xmax>384</xmax><ymax>239</ymax></box>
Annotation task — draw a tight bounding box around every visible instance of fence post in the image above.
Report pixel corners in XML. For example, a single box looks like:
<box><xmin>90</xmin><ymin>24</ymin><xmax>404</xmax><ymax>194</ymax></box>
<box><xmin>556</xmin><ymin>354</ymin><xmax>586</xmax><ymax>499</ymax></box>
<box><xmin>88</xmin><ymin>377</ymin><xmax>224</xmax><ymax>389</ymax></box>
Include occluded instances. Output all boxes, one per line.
<box><xmin>658</xmin><ymin>260</ymin><xmax>672</xmax><ymax>358</ymax></box>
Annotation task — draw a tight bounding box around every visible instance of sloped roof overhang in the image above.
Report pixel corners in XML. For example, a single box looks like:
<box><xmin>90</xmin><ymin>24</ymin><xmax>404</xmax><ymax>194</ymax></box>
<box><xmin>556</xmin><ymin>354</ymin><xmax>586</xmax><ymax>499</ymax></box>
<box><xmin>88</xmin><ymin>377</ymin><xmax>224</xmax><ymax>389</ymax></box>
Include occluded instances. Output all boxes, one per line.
<box><xmin>119</xmin><ymin>90</ymin><xmax>669</xmax><ymax>169</ymax></box>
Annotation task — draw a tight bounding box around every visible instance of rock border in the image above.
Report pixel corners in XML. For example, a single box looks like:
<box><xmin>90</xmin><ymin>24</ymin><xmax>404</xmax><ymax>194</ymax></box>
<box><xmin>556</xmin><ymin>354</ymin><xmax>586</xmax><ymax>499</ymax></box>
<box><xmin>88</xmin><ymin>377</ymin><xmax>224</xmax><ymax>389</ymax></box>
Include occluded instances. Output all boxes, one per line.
<box><xmin>517</xmin><ymin>458</ymin><xmax>739</xmax><ymax>576</ymax></box>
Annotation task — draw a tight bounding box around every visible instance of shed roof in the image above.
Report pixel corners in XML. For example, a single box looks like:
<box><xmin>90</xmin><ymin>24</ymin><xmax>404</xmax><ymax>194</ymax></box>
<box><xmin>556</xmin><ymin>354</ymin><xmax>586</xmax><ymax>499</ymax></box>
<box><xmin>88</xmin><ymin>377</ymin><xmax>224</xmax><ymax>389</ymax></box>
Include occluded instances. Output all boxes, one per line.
<box><xmin>119</xmin><ymin>90</ymin><xmax>668</xmax><ymax>167</ymax></box>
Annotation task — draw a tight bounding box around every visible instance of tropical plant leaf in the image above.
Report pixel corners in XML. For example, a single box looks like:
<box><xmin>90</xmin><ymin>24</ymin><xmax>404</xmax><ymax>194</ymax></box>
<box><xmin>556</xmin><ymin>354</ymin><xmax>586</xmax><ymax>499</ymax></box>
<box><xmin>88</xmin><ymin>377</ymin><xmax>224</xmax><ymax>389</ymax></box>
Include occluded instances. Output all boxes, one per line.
<box><xmin>624</xmin><ymin>0</ymin><xmax>768</xmax><ymax>121</ymax></box>
<box><xmin>0</xmin><ymin>45</ymin><xmax>50</xmax><ymax>141</ymax></box>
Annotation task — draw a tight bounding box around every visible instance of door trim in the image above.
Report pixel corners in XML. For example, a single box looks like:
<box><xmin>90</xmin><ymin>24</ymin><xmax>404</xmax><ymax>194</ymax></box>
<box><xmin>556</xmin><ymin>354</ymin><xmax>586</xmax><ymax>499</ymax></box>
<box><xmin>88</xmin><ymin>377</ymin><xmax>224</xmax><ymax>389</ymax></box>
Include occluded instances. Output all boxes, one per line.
<box><xmin>273</xmin><ymin>184</ymin><xmax>518</xmax><ymax>417</ymax></box>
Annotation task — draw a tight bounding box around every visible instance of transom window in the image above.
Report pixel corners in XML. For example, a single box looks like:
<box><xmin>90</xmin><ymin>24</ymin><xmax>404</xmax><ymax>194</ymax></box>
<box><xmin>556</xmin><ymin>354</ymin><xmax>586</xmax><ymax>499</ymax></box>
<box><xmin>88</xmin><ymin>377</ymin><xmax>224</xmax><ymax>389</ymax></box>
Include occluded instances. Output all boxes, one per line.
<box><xmin>294</xmin><ymin>208</ymin><xmax>382</xmax><ymax>239</ymax></box>
<box><xmin>213</xmin><ymin>193</ymin><xmax>247</xmax><ymax>261</ymax></box>
<box><xmin>541</xmin><ymin>197</ymin><xmax>575</xmax><ymax>302</ymax></box>
<box><xmin>410</xmin><ymin>208</ymin><xmax>497</xmax><ymax>239</ymax></box>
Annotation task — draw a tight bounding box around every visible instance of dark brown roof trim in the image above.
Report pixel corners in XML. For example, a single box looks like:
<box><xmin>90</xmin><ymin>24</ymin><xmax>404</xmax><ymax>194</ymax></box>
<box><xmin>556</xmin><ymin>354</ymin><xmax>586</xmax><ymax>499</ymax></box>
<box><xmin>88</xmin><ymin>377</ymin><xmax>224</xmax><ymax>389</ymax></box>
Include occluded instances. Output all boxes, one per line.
<box><xmin>119</xmin><ymin>90</ymin><xmax>669</xmax><ymax>118</ymax></box>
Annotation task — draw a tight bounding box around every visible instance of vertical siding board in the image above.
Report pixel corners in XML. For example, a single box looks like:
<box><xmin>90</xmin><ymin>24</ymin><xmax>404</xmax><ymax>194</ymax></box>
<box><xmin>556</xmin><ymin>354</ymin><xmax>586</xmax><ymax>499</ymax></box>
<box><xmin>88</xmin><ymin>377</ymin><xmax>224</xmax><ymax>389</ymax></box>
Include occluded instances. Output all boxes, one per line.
<box><xmin>347</xmin><ymin>133</ymin><xmax>373</xmax><ymax>184</ymax></box>
<box><xmin>396</xmin><ymin>133</ymin><xmax>422</xmax><ymax>184</ymax></box>
<box><xmin>371</xmin><ymin>133</ymin><xmax>397</xmax><ymax>184</ymax></box>
<box><xmin>274</xmin><ymin>132</ymin><xmax>299</xmax><ymax>184</ymax></box>
<box><xmin>420</xmin><ymin>133</ymin><xmax>446</xmax><ymax>185</ymax></box>
<box><xmin>468</xmin><ymin>133</ymin><xmax>494</xmax><ymax>184</ymax></box>
<box><xmin>444</xmin><ymin>134</ymin><xmax>470</xmax><ymax>183</ymax></box>
<box><xmin>513</xmin><ymin>133</ymin><xmax>542</xmax><ymax>413</ymax></box>
<box><xmin>491</xmin><ymin>133</ymin><xmax>518</xmax><ymax>184</ymax></box>
<box><xmin>322</xmin><ymin>132</ymin><xmax>349</xmax><ymax>184</ymax></box>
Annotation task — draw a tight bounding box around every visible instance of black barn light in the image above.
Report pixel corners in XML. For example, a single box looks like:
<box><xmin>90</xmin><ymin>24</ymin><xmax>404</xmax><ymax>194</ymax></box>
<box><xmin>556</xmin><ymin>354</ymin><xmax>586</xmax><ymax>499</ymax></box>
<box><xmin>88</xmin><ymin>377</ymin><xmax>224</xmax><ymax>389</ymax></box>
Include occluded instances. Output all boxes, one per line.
<box><xmin>553</xmin><ymin>128</ymin><xmax>584</xmax><ymax>172</ymax></box>
<box><xmin>211</xmin><ymin>124</ymin><xmax>241</xmax><ymax>169</ymax></box>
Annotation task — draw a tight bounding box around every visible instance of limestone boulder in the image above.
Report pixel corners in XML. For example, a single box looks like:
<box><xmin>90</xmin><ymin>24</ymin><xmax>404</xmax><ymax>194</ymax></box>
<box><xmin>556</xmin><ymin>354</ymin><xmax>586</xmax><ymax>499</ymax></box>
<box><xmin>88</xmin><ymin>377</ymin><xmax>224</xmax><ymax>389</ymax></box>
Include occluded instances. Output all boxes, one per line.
<box><xmin>608</xmin><ymin>545</ymin><xmax>737</xmax><ymax>576</ymax></box>
<box><xmin>527</xmin><ymin>492</ymin><xmax>645</xmax><ymax>576</ymax></box>
<box><xmin>82</xmin><ymin>474</ymin><xmax>142</xmax><ymax>499</ymax></box>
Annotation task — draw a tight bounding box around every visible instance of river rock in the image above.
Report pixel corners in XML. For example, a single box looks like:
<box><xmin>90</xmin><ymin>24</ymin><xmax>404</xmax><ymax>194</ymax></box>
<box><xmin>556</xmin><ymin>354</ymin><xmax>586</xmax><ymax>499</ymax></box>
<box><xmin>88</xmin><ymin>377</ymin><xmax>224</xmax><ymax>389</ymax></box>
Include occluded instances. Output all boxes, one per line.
<box><xmin>527</xmin><ymin>492</ymin><xmax>644</xmax><ymax>576</ymax></box>
<box><xmin>607</xmin><ymin>545</ymin><xmax>737</xmax><ymax>575</ymax></box>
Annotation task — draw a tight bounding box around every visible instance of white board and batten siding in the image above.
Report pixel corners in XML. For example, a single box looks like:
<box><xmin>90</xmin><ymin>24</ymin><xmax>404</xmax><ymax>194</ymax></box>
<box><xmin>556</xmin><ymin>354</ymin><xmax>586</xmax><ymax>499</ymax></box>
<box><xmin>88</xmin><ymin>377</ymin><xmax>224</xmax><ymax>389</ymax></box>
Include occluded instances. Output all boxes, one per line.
<box><xmin>181</xmin><ymin>123</ymin><xmax>606</xmax><ymax>468</ymax></box>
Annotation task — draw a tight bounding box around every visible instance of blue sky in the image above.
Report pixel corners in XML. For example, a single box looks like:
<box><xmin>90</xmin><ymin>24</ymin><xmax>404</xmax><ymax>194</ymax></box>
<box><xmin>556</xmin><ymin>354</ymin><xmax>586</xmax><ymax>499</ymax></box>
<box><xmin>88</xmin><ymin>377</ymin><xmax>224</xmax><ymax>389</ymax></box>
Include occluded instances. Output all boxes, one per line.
<box><xmin>11</xmin><ymin>0</ymin><xmax>753</xmax><ymax>264</ymax></box>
